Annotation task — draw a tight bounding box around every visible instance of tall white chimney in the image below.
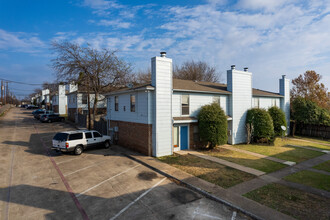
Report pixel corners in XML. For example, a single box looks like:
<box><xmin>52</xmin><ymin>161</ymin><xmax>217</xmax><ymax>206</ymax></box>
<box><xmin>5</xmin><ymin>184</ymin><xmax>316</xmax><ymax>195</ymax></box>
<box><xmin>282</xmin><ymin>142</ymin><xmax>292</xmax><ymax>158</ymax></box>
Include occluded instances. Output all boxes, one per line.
<box><xmin>151</xmin><ymin>52</ymin><xmax>173</xmax><ymax>157</ymax></box>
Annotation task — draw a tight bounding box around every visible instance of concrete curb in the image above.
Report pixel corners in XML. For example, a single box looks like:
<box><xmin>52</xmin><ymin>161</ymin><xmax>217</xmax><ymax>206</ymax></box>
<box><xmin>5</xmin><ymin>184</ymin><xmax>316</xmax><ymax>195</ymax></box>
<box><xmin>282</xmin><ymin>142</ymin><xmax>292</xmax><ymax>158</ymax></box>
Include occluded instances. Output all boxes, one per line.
<box><xmin>124</xmin><ymin>153</ymin><xmax>267</xmax><ymax>220</ymax></box>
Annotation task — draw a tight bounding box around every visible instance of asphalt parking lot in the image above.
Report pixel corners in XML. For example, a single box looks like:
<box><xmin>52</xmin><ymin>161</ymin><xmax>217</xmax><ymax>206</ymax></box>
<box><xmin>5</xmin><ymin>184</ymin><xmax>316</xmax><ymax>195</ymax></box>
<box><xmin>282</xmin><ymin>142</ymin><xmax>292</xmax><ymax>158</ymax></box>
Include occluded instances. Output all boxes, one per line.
<box><xmin>0</xmin><ymin>108</ymin><xmax>251</xmax><ymax>220</ymax></box>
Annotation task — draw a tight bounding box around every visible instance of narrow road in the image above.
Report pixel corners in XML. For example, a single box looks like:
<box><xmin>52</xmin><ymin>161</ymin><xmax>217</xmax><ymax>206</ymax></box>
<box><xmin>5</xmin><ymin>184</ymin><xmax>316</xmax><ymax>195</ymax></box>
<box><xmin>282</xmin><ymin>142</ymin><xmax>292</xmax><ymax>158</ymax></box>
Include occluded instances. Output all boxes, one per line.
<box><xmin>0</xmin><ymin>108</ymin><xmax>251</xmax><ymax>220</ymax></box>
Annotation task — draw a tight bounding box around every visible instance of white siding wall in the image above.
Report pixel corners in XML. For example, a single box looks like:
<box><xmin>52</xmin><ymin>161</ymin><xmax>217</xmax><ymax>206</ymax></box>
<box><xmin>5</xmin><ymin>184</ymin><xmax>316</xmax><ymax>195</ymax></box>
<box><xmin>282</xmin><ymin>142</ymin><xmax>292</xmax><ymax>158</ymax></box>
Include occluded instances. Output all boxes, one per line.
<box><xmin>227</xmin><ymin>69</ymin><xmax>252</xmax><ymax>145</ymax></box>
<box><xmin>152</xmin><ymin>56</ymin><xmax>173</xmax><ymax>157</ymax></box>
<box><xmin>67</xmin><ymin>93</ymin><xmax>77</xmax><ymax>109</ymax></box>
<box><xmin>172</xmin><ymin>93</ymin><xmax>228</xmax><ymax>117</ymax></box>
<box><xmin>58</xmin><ymin>85</ymin><xmax>67</xmax><ymax>115</ymax></box>
<box><xmin>107</xmin><ymin>91</ymin><xmax>150</xmax><ymax>124</ymax></box>
<box><xmin>280</xmin><ymin>75</ymin><xmax>290</xmax><ymax>134</ymax></box>
<box><xmin>52</xmin><ymin>95</ymin><xmax>59</xmax><ymax>105</ymax></box>
<box><xmin>78</xmin><ymin>94</ymin><xmax>106</xmax><ymax>110</ymax></box>
<box><xmin>253</xmin><ymin>97</ymin><xmax>280</xmax><ymax>109</ymax></box>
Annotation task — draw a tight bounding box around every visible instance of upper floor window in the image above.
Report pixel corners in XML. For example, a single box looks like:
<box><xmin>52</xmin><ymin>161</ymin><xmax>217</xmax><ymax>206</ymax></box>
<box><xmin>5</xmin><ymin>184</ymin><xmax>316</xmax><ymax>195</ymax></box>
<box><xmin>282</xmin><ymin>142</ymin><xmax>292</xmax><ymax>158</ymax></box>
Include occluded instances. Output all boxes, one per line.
<box><xmin>130</xmin><ymin>95</ymin><xmax>136</xmax><ymax>112</ymax></box>
<box><xmin>82</xmin><ymin>94</ymin><xmax>88</xmax><ymax>104</ymax></box>
<box><xmin>253</xmin><ymin>98</ymin><xmax>260</xmax><ymax>108</ymax></box>
<box><xmin>272</xmin><ymin>99</ymin><xmax>276</xmax><ymax>107</ymax></box>
<box><xmin>182</xmin><ymin>95</ymin><xmax>189</xmax><ymax>115</ymax></box>
<box><xmin>213</xmin><ymin>96</ymin><xmax>220</xmax><ymax>105</ymax></box>
<box><xmin>115</xmin><ymin>96</ymin><xmax>119</xmax><ymax>111</ymax></box>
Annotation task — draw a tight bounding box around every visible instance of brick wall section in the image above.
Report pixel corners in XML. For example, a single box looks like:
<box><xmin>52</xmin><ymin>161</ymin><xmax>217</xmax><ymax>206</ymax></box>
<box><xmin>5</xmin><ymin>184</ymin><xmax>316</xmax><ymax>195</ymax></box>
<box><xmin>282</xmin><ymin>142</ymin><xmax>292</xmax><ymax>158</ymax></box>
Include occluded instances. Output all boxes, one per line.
<box><xmin>68</xmin><ymin>108</ymin><xmax>76</xmax><ymax>122</ymax></box>
<box><xmin>53</xmin><ymin>105</ymin><xmax>59</xmax><ymax>113</ymax></box>
<box><xmin>110</xmin><ymin>120</ymin><xmax>152</xmax><ymax>156</ymax></box>
<box><xmin>189</xmin><ymin>123</ymin><xmax>204</xmax><ymax>149</ymax></box>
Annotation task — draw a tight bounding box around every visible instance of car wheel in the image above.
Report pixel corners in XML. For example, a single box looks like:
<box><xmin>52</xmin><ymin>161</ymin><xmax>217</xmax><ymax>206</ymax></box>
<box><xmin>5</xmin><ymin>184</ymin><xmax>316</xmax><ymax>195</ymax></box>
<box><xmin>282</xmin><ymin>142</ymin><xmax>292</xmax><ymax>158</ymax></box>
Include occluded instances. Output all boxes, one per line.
<box><xmin>48</xmin><ymin>119</ymin><xmax>51</xmax><ymax>123</ymax></box>
<box><xmin>74</xmin><ymin>146</ymin><xmax>83</xmax><ymax>155</ymax></box>
<box><xmin>104</xmin><ymin>141</ymin><xmax>111</xmax><ymax>149</ymax></box>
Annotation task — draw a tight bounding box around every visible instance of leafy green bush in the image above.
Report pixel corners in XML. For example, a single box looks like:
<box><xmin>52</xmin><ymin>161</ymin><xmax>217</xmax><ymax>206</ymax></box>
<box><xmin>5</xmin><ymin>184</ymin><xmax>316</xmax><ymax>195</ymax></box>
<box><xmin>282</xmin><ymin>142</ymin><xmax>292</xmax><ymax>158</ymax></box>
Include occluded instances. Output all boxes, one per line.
<box><xmin>198</xmin><ymin>103</ymin><xmax>227</xmax><ymax>148</ymax></box>
<box><xmin>291</xmin><ymin>97</ymin><xmax>330</xmax><ymax>126</ymax></box>
<box><xmin>268</xmin><ymin>106</ymin><xmax>287</xmax><ymax>136</ymax></box>
<box><xmin>246</xmin><ymin>108</ymin><xmax>274</xmax><ymax>143</ymax></box>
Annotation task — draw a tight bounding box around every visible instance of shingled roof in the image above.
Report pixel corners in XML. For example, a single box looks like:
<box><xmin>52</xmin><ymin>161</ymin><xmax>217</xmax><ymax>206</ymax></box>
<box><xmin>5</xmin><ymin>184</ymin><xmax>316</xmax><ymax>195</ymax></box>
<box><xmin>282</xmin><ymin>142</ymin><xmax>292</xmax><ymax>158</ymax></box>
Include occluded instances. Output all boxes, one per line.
<box><xmin>105</xmin><ymin>78</ymin><xmax>283</xmax><ymax>97</ymax></box>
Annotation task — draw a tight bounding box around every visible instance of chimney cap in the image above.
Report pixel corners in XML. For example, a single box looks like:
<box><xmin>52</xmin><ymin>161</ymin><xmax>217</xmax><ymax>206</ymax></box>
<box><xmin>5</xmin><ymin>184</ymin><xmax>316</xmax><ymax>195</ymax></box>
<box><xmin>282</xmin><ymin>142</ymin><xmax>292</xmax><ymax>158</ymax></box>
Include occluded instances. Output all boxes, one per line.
<box><xmin>282</xmin><ymin>75</ymin><xmax>286</xmax><ymax>78</ymax></box>
<box><xmin>160</xmin><ymin>52</ymin><xmax>166</xmax><ymax>57</ymax></box>
<box><xmin>244</xmin><ymin>67</ymin><xmax>248</xmax><ymax>71</ymax></box>
<box><xmin>231</xmin><ymin>65</ymin><xmax>235</xmax><ymax>70</ymax></box>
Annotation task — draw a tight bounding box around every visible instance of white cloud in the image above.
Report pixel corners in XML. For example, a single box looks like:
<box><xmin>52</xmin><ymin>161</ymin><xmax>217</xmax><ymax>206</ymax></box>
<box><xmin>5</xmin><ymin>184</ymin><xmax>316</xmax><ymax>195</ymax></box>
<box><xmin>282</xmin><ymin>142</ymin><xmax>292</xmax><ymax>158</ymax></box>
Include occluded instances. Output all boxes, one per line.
<box><xmin>65</xmin><ymin>1</ymin><xmax>330</xmax><ymax>89</ymax></box>
<box><xmin>97</xmin><ymin>19</ymin><xmax>132</xmax><ymax>28</ymax></box>
<box><xmin>83</xmin><ymin>0</ymin><xmax>123</xmax><ymax>10</ymax></box>
<box><xmin>155</xmin><ymin>1</ymin><xmax>330</xmax><ymax>89</ymax></box>
<box><xmin>236</xmin><ymin>0</ymin><xmax>288</xmax><ymax>11</ymax></box>
<box><xmin>0</xmin><ymin>29</ymin><xmax>45</xmax><ymax>53</ymax></box>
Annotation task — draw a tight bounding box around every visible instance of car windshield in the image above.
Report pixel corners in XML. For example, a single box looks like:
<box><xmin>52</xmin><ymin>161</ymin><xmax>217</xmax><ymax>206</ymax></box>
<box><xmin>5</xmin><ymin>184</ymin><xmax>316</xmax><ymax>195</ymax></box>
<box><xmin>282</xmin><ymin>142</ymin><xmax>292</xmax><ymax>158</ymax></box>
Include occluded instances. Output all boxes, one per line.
<box><xmin>53</xmin><ymin>133</ymin><xmax>69</xmax><ymax>141</ymax></box>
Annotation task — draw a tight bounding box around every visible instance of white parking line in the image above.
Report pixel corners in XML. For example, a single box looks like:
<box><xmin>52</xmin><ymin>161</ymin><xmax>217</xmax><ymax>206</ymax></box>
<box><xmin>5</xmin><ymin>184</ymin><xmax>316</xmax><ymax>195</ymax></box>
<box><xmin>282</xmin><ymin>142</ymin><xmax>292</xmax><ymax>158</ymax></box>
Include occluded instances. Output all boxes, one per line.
<box><xmin>64</xmin><ymin>159</ymin><xmax>109</xmax><ymax>177</ymax></box>
<box><xmin>56</xmin><ymin>156</ymin><xmax>87</xmax><ymax>165</ymax></box>
<box><xmin>76</xmin><ymin>164</ymin><xmax>141</xmax><ymax>198</ymax></box>
<box><xmin>193</xmin><ymin>212</ymin><xmax>222</xmax><ymax>219</ymax></box>
<box><xmin>110</xmin><ymin>177</ymin><xmax>167</xmax><ymax>220</ymax></box>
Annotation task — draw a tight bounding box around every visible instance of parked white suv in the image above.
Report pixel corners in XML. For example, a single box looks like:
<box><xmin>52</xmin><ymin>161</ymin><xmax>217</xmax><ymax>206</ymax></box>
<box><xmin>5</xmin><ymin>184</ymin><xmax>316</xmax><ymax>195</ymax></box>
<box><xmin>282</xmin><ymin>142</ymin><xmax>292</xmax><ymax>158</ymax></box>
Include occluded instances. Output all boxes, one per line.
<box><xmin>52</xmin><ymin>130</ymin><xmax>111</xmax><ymax>155</ymax></box>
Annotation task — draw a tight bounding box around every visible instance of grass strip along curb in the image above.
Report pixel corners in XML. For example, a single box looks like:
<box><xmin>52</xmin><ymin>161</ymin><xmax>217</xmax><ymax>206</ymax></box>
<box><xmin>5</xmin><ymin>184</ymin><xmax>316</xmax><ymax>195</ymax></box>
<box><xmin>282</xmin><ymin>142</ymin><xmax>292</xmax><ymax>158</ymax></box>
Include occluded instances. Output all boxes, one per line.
<box><xmin>0</xmin><ymin>105</ymin><xmax>12</xmax><ymax>117</ymax></box>
<box><xmin>123</xmin><ymin>153</ymin><xmax>262</xmax><ymax>220</ymax></box>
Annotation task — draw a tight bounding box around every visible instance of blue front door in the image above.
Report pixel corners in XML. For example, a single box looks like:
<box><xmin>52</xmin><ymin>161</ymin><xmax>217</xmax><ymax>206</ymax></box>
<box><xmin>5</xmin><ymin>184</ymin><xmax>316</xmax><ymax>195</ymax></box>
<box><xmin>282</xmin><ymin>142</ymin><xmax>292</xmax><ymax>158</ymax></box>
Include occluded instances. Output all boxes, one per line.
<box><xmin>180</xmin><ymin>126</ymin><xmax>188</xmax><ymax>150</ymax></box>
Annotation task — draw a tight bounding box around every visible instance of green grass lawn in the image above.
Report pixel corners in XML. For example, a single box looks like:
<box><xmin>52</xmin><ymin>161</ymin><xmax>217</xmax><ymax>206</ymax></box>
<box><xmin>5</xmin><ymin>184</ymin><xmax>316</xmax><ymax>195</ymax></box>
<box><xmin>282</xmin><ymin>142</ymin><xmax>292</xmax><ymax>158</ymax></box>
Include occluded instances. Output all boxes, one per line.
<box><xmin>313</xmin><ymin>161</ymin><xmax>330</xmax><ymax>172</ymax></box>
<box><xmin>201</xmin><ymin>147</ymin><xmax>287</xmax><ymax>173</ymax></box>
<box><xmin>285</xmin><ymin>138</ymin><xmax>330</xmax><ymax>151</ymax></box>
<box><xmin>244</xmin><ymin>183</ymin><xmax>330</xmax><ymax>220</ymax></box>
<box><xmin>284</xmin><ymin>170</ymin><xmax>330</xmax><ymax>192</ymax></box>
<box><xmin>158</xmin><ymin>154</ymin><xmax>255</xmax><ymax>188</ymax></box>
<box><xmin>293</xmin><ymin>135</ymin><xmax>330</xmax><ymax>145</ymax></box>
<box><xmin>233</xmin><ymin>138</ymin><xmax>324</xmax><ymax>163</ymax></box>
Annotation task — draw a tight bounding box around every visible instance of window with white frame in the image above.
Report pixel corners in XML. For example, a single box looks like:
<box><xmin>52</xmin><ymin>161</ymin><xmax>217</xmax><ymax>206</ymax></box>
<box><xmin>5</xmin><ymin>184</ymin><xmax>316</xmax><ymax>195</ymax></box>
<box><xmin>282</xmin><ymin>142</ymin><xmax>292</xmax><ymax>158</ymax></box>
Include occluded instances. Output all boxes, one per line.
<box><xmin>272</xmin><ymin>99</ymin><xmax>277</xmax><ymax>107</ymax></box>
<box><xmin>82</xmin><ymin>94</ymin><xmax>88</xmax><ymax>104</ymax></box>
<box><xmin>213</xmin><ymin>96</ymin><xmax>220</xmax><ymax>105</ymax></box>
<box><xmin>181</xmin><ymin>95</ymin><xmax>189</xmax><ymax>115</ymax></box>
<box><xmin>130</xmin><ymin>95</ymin><xmax>136</xmax><ymax>112</ymax></box>
<box><xmin>115</xmin><ymin>96</ymin><xmax>119</xmax><ymax>111</ymax></box>
<box><xmin>253</xmin><ymin>98</ymin><xmax>260</xmax><ymax>108</ymax></box>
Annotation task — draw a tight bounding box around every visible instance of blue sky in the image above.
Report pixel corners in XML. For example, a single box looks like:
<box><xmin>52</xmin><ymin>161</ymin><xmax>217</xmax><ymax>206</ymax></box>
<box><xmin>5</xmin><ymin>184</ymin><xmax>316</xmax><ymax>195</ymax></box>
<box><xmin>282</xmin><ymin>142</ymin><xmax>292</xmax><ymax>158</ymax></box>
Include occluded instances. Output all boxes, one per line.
<box><xmin>0</xmin><ymin>0</ymin><xmax>329</xmax><ymax>99</ymax></box>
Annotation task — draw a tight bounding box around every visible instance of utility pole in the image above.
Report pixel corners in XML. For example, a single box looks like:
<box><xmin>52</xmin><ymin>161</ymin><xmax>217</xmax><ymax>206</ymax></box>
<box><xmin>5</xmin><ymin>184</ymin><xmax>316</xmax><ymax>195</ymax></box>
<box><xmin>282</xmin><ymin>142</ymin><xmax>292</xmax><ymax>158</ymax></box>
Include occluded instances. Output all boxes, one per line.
<box><xmin>1</xmin><ymin>80</ymin><xmax>3</xmax><ymax>105</ymax></box>
<box><xmin>6</xmin><ymin>82</ymin><xmax>9</xmax><ymax>104</ymax></box>
<box><xmin>4</xmin><ymin>81</ymin><xmax>6</xmax><ymax>105</ymax></box>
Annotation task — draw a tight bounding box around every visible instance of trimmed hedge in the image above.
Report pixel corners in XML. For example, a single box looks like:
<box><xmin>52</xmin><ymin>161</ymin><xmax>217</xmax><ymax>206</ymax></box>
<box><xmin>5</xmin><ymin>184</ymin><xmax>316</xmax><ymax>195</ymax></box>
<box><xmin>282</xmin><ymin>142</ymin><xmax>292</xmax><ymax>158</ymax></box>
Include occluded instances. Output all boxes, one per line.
<box><xmin>246</xmin><ymin>108</ymin><xmax>274</xmax><ymax>143</ymax></box>
<box><xmin>268</xmin><ymin>106</ymin><xmax>287</xmax><ymax>136</ymax></box>
<box><xmin>198</xmin><ymin>103</ymin><xmax>227</xmax><ymax>148</ymax></box>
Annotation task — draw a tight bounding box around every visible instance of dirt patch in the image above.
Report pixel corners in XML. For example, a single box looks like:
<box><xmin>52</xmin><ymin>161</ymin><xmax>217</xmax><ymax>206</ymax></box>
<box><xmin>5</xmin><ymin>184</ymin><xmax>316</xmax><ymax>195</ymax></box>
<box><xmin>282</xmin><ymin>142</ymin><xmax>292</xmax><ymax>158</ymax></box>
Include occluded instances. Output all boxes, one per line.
<box><xmin>137</xmin><ymin>171</ymin><xmax>158</xmax><ymax>181</ymax></box>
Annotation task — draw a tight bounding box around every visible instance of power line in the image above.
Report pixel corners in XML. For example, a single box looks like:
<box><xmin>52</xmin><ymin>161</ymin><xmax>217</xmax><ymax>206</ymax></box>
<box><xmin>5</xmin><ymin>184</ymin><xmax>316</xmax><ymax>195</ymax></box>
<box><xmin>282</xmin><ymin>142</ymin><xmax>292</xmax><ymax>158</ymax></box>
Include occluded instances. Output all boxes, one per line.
<box><xmin>9</xmin><ymin>87</ymin><xmax>35</xmax><ymax>92</ymax></box>
<box><xmin>0</xmin><ymin>77</ymin><xmax>56</xmax><ymax>86</ymax></box>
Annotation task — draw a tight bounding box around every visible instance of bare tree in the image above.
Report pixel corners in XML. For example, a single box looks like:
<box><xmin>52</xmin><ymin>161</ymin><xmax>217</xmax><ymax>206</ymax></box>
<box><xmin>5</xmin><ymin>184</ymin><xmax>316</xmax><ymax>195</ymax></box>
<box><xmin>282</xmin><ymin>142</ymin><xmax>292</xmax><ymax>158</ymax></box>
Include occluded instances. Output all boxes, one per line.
<box><xmin>174</xmin><ymin>60</ymin><xmax>220</xmax><ymax>83</ymax></box>
<box><xmin>131</xmin><ymin>68</ymin><xmax>151</xmax><ymax>84</ymax></box>
<box><xmin>51</xmin><ymin>41</ymin><xmax>131</xmax><ymax>129</ymax></box>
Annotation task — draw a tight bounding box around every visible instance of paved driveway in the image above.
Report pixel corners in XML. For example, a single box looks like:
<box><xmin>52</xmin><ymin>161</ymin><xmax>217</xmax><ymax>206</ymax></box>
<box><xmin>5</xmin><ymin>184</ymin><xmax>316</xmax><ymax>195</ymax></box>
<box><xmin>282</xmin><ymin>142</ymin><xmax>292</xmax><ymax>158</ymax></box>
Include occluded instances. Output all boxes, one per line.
<box><xmin>0</xmin><ymin>108</ymin><xmax>250</xmax><ymax>220</ymax></box>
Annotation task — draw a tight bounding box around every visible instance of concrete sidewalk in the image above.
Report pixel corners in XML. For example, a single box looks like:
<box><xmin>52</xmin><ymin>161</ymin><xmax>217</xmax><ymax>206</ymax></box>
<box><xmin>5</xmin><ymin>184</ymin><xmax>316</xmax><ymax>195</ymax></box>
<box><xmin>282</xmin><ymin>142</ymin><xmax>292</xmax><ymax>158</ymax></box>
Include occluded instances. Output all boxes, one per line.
<box><xmin>177</xmin><ymin>150</ymin><xmax>265</xmax><ymax>176</ymax></box>
<box><xmin>288</xmin><ymin>137</ymin><xmax>330</xmax><ymax>147</ymax></box>
<box><xmin>112</xmin><ymin>145</ymin><xmax>295</xmax><ymax>220</ymax></box>
<box><xmin>222</xmin><ymin>145</ymin><xmax>296</xmax><ymax>166</ymax></box>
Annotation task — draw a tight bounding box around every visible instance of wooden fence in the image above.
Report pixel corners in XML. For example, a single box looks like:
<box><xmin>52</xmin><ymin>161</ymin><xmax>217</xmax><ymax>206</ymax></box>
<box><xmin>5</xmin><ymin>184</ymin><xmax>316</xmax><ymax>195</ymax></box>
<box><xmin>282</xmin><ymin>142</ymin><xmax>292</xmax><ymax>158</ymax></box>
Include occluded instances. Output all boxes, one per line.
<box><xmin>290</xmin><ymin>122</ymin><xmax>330</xmax><ymax>139</ymax></box>
<box><xmin>77</xmin><ymin>113</ymin><xmax>107</xmax><ymax>135</ymax></box>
